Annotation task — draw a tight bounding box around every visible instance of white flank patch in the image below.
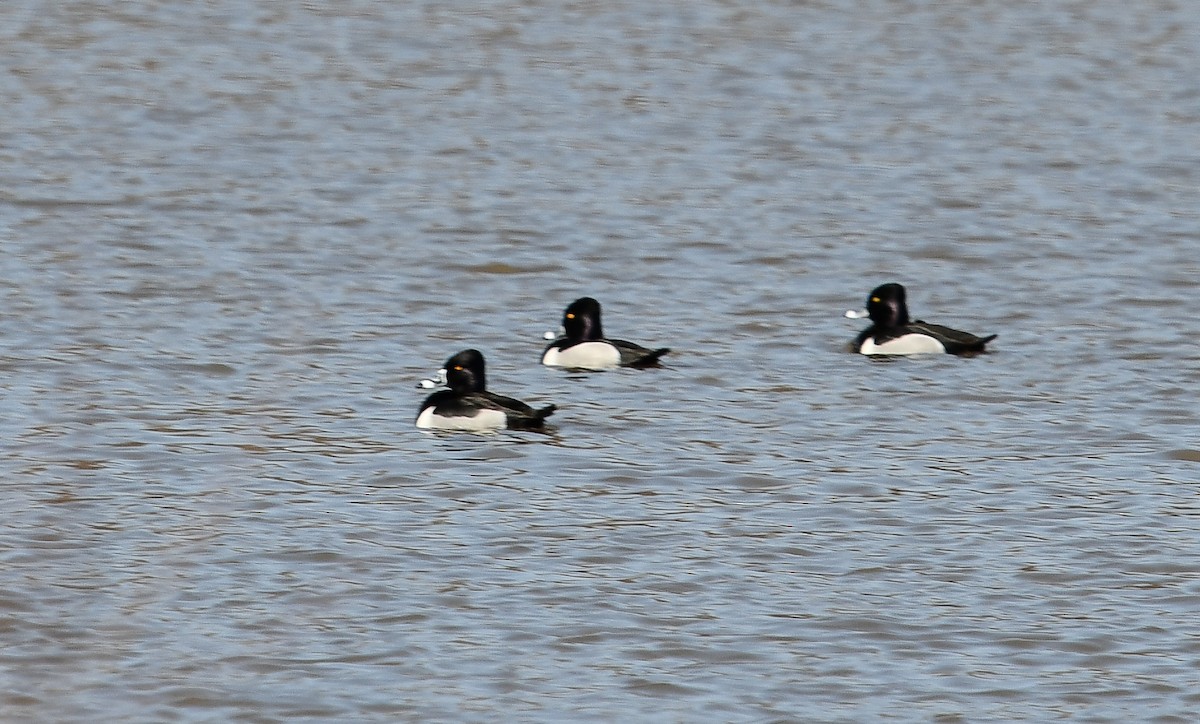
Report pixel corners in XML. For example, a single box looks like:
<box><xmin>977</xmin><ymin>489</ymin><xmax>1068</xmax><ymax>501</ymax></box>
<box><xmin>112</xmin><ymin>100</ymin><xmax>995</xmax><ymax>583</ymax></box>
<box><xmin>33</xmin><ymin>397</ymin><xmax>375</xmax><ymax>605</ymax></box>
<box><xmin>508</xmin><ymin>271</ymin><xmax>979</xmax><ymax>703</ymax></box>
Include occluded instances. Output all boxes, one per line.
<box><xmin>860</xmin><ymin>334</ymin><xmax>946</xmax><ymax>355</ymax></box>
<box><xmin>542</xmin><ymin>341</ymin><xmax>621</xmax><ymax>369</ymax></box>
<box><xmin>415</xmin><ymin>406</ymin><xmax>507</xmax><ymax>430</ymax></box>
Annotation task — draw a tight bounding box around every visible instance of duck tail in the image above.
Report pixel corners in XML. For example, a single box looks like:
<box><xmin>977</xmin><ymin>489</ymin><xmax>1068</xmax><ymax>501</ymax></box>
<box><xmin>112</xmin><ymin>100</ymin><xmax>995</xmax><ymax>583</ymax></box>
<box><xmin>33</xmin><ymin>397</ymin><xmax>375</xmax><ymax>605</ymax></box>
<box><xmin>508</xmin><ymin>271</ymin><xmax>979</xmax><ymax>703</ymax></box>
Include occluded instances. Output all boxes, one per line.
<box><xmin>631</xmin><ymin>348</ymin><xmax>671</xmax><ymax>368</ymax></box>
<box><xmin>508</xmin><ymin>404</ymin><xmax>556</xmax><ymax>430</ymax></box>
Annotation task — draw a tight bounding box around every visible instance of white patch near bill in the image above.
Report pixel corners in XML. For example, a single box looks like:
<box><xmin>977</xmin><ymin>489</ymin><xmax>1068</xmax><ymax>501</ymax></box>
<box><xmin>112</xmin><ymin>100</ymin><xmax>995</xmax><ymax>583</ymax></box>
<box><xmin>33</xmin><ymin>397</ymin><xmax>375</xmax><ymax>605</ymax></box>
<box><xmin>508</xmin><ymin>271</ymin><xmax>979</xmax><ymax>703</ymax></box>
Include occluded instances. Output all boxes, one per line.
<box><xmin>844</xmin><ymin>309</ymin><xmax>870</xmax><ymax>319</ymax></box>
<box><xmin>415</xmin><ymin>406</ymin><xmax>507</xmax><ymax>430</ymax></box>
<box><xmin>542</xmin><ymin>341</ymin><xmax>621</xmax><ymax>369</ymax></box>
<box><xmin>860</xmin><ymin>334</ymin><xmax>946</xmax><ymax>355</ymax></box>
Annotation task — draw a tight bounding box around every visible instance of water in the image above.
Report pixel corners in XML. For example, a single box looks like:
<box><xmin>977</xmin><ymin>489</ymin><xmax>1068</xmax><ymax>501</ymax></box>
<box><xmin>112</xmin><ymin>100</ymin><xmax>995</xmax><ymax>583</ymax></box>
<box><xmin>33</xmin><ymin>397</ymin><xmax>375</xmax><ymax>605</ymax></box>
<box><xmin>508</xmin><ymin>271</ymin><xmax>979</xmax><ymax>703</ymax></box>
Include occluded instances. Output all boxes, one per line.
<box><xmin>2</xmin><ymin>1</ymin><xmax>1199</xmax><ymax>721</ymax></box>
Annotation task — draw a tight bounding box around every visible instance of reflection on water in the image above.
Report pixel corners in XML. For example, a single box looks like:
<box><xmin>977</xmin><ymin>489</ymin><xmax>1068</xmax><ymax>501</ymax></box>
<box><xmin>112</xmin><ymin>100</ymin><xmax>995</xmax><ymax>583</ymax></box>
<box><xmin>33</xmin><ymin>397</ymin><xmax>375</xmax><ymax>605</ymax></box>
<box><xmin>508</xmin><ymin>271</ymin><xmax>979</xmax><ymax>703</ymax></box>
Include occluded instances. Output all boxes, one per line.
<box><xmin>2</xmin><ymin>0</ymin><xmax>1200</xmax><ymax>720</ymax></box>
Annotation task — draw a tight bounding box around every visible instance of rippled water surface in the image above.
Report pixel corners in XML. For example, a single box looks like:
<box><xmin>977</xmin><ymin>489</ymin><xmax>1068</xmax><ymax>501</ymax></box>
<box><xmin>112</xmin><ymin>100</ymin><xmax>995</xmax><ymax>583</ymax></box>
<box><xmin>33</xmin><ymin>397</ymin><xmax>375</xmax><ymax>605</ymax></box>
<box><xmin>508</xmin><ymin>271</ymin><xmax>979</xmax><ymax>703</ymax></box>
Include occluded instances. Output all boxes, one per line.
<box><xmin>3</xmin><ymin>1</ymin><xmax>1200</xmax><ymax>721</ymax></box>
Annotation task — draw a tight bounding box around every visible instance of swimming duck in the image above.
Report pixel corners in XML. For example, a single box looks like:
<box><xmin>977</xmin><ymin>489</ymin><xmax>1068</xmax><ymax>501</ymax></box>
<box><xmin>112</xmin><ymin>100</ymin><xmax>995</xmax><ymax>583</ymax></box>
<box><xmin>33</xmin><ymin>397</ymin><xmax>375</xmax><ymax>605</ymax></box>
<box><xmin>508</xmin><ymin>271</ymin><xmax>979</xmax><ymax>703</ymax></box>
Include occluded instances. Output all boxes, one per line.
<box><xmin>416</xmin><ymin>349</ymin><xmax>556</xmax><ymax>430</ymax></box>
<box><xmin>847</xmin><ymin>283</ymin><xmax>996</xmax><ymax>355</ymax></box>
<box><xmin>541</xmin><ymin>297</ymin><xmax>669</xmax><ymax>370</ymax></box>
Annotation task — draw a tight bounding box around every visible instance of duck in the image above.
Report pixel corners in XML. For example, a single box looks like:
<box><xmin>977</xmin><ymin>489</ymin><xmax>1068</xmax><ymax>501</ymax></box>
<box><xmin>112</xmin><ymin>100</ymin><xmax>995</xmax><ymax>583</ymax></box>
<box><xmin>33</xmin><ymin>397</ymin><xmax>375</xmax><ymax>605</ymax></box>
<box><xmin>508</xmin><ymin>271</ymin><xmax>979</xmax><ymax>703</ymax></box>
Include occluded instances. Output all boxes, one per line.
<box><xmin>416</xmin><ymin>349</ymin><xmax>556</xmax><ymax>430</ymax></box>
<box><xmin>541</xmin><ymin>297</ymin><xmax>670</xmax><ymax>370</ymax></box>
<box><xmin>847</xmin><ymin>283</ymin><xmax>996</xmax><ymax>355</ymax></box>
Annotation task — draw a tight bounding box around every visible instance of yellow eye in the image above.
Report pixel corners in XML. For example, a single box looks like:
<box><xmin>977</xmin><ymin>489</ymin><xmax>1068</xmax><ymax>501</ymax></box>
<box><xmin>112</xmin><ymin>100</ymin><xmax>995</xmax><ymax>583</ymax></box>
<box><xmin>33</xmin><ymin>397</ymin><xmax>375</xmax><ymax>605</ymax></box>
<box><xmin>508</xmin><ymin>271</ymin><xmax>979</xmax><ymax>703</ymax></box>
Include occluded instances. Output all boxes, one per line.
<box><xmin>870</xmin><ymin>296</ymin><xmax>880</xmax><ymax>303</ymax></box>
<box><xmin>453</xmin><ymin>365</ymin><xmax>464</xmax><ymax>371</ymax></box>
<box><xmin>566</xmin><ymin>313</ymin><xmax>575</xmax><ymax>319</ymax></box>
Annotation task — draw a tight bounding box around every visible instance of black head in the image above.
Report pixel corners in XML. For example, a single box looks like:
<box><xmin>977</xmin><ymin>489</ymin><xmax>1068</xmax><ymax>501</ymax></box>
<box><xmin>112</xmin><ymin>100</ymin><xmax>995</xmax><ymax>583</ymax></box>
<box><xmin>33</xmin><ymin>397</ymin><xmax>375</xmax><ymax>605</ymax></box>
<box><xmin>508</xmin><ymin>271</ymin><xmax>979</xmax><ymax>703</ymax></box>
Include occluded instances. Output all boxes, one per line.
<box><xmin>866</xmin><ymin>283</ymin><xmax>910</xmax><ymax>328</ymax></box>
<box><xmin>443</xmin><ymin>348</ymin><xmax>487</xmax><ymax>393</ymax></box>
<box><xmin>562</xmin><ymin>297</ymin><xmax>604</xmax><ymax>341</ymax></box>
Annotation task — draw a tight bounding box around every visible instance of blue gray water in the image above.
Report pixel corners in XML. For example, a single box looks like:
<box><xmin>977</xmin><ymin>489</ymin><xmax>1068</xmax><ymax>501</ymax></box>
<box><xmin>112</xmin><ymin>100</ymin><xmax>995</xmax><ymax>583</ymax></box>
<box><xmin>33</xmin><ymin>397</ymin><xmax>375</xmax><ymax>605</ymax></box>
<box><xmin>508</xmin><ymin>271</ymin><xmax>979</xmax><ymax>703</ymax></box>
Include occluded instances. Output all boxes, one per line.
<box><xmin>2</xmin><ymin>1</ymin><xmax>1199</xmax><ymax>721</ymax></box>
